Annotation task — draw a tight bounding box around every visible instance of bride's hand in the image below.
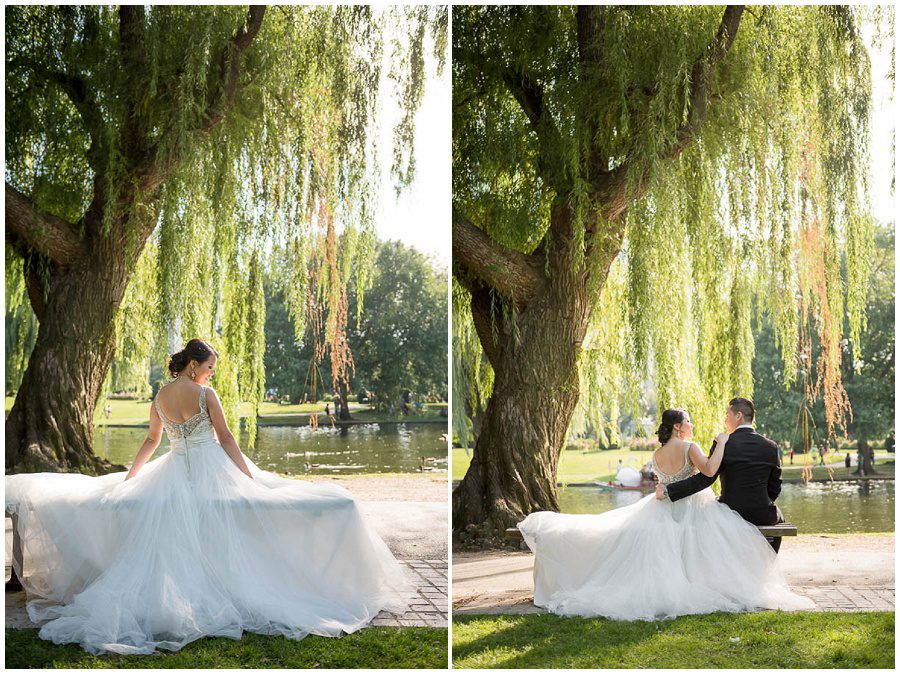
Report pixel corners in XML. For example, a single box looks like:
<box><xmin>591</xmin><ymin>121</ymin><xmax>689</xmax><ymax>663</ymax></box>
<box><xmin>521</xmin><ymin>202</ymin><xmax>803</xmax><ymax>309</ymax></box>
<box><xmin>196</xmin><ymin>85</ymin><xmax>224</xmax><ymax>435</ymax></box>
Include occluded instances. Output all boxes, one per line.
<box><xmin>715</xmin><ymin>432</ymin><xmax>730</xmax><ymax>446</ymax></box>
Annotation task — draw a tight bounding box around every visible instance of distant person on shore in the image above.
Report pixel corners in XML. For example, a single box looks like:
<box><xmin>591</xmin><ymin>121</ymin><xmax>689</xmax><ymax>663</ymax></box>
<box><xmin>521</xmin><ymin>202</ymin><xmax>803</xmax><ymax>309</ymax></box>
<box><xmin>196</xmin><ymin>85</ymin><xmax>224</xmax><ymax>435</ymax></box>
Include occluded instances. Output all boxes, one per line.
<box><xmin>105</xmin><ymin>403</ymin><xmax>112</xmax><ymax>419</ymax></box>
<box><xmin>845</xmin><ymin>452</ymin><xmax>852</xmax><ymax>476</ymax></box>
<box><xmin>789</xmin><ymin>446</ymin><xmax>794</xmax><ymax>465</ymax></box>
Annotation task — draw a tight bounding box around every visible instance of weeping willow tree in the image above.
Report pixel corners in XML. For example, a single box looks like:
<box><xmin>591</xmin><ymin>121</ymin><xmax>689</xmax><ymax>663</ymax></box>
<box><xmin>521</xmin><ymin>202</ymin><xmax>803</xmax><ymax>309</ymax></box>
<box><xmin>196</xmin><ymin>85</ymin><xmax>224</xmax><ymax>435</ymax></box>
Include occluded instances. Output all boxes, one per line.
<box><xmin>452</xmin><ymin>5</ymin><xmax>880</xmax><ymax>538</ymax></box>
<box><xmin>5</xmin><ymin>4</ymin><xmax>447</xmax><ymax>474</ymax></box>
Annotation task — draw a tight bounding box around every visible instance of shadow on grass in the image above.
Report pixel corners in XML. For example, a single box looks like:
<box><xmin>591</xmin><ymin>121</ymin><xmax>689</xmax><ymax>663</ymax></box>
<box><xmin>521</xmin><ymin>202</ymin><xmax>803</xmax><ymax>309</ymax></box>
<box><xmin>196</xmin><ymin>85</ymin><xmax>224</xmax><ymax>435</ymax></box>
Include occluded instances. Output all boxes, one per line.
<box><xmin>452</xmin><ymin>611</ymin><xmax>894</xmax><ymax>668</ymax></box>
<box><xmin>6</xmin><ymin>627</ymin><xmax>448</xmax><ymax>669</ymax></box>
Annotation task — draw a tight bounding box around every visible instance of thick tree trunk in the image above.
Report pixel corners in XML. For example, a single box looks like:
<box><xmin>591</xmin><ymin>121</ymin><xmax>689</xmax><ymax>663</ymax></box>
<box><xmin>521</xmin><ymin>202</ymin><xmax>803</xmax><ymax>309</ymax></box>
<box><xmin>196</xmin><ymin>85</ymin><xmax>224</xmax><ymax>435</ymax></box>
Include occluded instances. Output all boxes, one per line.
<box><xmin>453</xmin><ymin>204</ymin><xmax>610</xmax><ymax>543</ymax></box>
<box><xmin>5</xmin><ymin>224</ymin><xmax>150</xmax><ymax>474</ymax></box>
<box><xmin>338</xmin><ymin>388</ymin><xmax>352</xmax><ymax>421</ymax></box>
<box><xmin>859</xmin><ymin>437</ymin><xmax>877</xmax><ymax>476</ymax></box>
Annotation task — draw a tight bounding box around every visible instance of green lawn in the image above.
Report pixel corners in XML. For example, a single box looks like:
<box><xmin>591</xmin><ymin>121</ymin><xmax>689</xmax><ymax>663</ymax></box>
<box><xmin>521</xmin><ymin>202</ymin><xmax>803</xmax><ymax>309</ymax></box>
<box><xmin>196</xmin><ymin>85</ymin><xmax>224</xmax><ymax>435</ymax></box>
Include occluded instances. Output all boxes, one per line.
<box><xmin>5</xmin><ymin>397</ymin><xmax>448</xmax><ymax>427</ymax></box>
<box><xmin>5</xmin><ymin>627</ymin><xmax>447</xmax><ymax>669</ymax></box>
<box><xmin>453</xmin><ymin>446</ymin><xmax>895</xmax><ymax>483</ymax></box>
<box><xmin>453</xmin><ymin>447</ymin><xmax>652</xmax><ymax>482</ymax></box>
<box><xmin>452</xmin><ymin>612</ymin><xmax>894</xmax><ymax>669</ymax></box>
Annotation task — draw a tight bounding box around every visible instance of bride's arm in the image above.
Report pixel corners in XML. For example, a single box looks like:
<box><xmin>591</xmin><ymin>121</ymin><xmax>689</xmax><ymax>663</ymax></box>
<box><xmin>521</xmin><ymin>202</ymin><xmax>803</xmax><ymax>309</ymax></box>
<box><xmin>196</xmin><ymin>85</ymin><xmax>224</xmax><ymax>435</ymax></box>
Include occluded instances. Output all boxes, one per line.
<box><xmin>689</xmin><ymin>434</ymin><xmax>729</xmax><ymax>477</ymax></box>
<box><xmin>205</xmin><ymin>388</ymin><xmax>254</xmax><ymax>480</ymax></box>
<box><xmin>125</xmin><ymin>403</ymin><xmax>164</xmax><ymax>480</ymax></box>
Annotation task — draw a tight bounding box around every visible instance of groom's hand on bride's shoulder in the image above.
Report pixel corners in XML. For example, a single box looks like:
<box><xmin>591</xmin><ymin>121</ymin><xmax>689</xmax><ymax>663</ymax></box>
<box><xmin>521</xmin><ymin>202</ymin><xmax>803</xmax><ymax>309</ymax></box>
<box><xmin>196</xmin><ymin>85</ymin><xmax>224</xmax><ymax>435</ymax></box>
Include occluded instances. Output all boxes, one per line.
<box><xmin>655</xmin><ymin>484</ymin><xmax>667</xmax><ymax>500</ymax></box>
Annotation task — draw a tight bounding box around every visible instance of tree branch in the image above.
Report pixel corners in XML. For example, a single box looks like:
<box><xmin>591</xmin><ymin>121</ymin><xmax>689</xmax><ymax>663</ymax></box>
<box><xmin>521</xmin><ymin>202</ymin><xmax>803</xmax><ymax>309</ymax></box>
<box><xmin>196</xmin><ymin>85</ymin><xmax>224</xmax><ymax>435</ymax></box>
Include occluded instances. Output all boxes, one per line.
<box><xmin>502</xmin><ymin>68</ymin><xmax>545</xmax><ymax>135</ymax></box>
<box><xmin>5</xmin><ymin>184</ymin><xmax>84</xmax><ymax>267</ymax></box>
<box><xmin>577</xmin><ymin>5</ymin><xmax>609</xmax><ymax>182</ymax></box>
<box><xmin>502</xmin><ymin>67</ymin><xmax>568</xmax><ymax>193</ymax></box>
<box><xmin>452</xmin><ymin>207</ymin><xmax>545</xmax><ymax>308</ymax></box>
<box><xmin>7</xmin><ymin>58</ymin><xmax>104</xmax><ymax>161</ymax></box>
<box><xmin>576</xmin><ymin>5</ymin><xmax>606</xmax><ymax>71</ymax></box>
<box><xmin>119</xmin><ymin>5</ymin><xmax>150</xmax><ymax>161</ymax></box>
<box><xmin>135</xmin><ymin>6</ymin><xmax>266</xmax><ymax>199</ymax></box>
<box><xmin>201</xmin><ymin>5</ymin><xmax>267</xmax><ymax>132</ymax></box>
<box><xmin>595</xmin><ymin>5</ymin><xmax>744</xmax><ymax>223</ymax></box>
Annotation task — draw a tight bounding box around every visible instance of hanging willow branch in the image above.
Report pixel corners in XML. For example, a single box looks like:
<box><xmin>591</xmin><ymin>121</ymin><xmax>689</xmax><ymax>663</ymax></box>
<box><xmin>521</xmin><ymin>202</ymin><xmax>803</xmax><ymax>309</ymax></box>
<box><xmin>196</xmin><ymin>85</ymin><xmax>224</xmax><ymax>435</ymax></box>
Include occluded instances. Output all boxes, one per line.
<box><xmin>452</xmin><ymin>4</ymin><xmax>878</xmax><ymax>447</ymax></box>
<box><xmin>6</xmin><ymin>5</ymin><xmax>447</xmax><ymax>451</ymax></box>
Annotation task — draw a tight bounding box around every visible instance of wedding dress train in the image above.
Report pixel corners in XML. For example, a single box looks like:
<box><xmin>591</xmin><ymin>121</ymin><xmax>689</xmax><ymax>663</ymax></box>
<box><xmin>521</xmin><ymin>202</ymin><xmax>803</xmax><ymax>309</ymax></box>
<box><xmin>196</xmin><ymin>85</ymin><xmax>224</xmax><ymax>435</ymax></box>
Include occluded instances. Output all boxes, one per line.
<box><xmin>5</xmin><ymin>386</ymin><xmax>410</xmax><ymax>654</ymax></box>
<box><xmin>517</xmin><ymin>440</ymin><xmax>814</xmax><ymax>621</ymax></box>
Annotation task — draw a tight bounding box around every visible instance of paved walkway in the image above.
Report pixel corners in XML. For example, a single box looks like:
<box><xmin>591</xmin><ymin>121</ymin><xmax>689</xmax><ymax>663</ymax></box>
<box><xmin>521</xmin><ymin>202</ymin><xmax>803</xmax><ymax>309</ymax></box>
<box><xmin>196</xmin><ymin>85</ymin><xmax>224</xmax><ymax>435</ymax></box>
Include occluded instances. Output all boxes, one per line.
<box><xmin>6</xmin><ymin>559</ymin><xmax>448</xmax><ymax>630</ymax></box>
<box><xmin>453</xmin><ymin>534</ymin><xmax>894</xmax><ymax>615</ymax></box>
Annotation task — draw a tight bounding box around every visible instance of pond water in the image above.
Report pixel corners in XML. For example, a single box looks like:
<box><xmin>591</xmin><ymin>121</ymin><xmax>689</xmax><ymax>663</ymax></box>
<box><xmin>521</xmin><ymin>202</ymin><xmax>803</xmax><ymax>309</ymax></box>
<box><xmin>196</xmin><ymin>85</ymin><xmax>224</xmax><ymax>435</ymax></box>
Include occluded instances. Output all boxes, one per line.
<box><xmin>557</xmin><ymin>480</ymin><xmax>894</xmax><ymax>534</ymax></box>
<box><xmin>93</xmin><ymin>422</ymin><xmax>448</xmax><ymax>475</ymax></box>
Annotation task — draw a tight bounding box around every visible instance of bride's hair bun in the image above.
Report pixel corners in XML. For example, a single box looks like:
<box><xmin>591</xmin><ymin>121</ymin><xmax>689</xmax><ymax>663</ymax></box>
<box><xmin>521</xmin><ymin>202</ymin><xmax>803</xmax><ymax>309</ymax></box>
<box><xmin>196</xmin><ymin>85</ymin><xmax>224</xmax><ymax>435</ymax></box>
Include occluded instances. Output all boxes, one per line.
<box><xmin>656</xmin><ymin>408</ymin><xmax>687</xmax><ymax>444</ymax></box>
<box><xmin>167</xmin><ymin>339</ymin><xmax>219</xmax><ymax>378</ymax></box>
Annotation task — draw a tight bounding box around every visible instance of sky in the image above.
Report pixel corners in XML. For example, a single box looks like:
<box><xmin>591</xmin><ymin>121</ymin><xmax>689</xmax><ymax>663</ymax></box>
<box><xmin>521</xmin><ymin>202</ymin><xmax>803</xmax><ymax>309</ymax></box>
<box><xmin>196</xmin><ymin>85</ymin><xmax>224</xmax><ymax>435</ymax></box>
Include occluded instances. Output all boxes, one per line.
<box><xmin>373</xmin><ymin>18</ymin><xmax>450</xmax><ymax>268</ymax></box>
<box><xmin>863</xmin><ymin>14</ymin><xmax>895</xmax><ymax>227</ymax></box>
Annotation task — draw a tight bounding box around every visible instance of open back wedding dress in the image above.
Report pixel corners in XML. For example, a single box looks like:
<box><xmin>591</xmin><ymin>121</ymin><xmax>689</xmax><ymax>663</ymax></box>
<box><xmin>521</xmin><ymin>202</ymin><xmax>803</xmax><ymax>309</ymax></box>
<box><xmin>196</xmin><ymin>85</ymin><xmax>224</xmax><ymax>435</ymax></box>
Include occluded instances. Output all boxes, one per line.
<box><xmin>517</xmin><ymin>440</ymin><xmax>814</xmax><ymax>620</ymax></box>
<box><xmin>5</xmin><ymin>385</ymin><xmax>409</xmax><ymax>654</ymax></box>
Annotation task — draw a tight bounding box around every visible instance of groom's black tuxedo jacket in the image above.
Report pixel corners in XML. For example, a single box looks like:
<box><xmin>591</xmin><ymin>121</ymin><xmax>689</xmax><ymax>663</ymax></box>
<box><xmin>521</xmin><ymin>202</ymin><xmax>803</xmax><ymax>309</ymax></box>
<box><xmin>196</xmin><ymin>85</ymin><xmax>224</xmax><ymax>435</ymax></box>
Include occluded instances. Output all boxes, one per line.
<box><xmin>666</xmin><ymin>427</ymin><xmax>782</xmax><ymax>526</ymax></box>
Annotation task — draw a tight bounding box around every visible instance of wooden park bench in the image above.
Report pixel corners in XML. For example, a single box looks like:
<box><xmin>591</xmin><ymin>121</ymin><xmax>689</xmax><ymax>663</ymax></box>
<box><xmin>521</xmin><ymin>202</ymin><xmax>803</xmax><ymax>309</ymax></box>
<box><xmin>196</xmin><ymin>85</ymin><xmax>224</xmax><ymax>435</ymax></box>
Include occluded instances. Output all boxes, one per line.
<box><xmin>504</xmin><ymin>522</ymin><xmax>797</xmax><ymax>549</ymax></box>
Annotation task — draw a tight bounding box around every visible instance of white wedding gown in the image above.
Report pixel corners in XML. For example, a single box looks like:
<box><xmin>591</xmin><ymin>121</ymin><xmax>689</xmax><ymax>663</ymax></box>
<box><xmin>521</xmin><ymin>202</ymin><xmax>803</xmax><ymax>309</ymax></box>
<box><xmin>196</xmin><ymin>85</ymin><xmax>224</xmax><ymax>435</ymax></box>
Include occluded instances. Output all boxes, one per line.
<box><xmin>517</xmin><ymin>440</ymin><xmax>814</xmax><ymax>621</ymax></box>
<box><xmin>5</xmin><ymin>386</ymin><xmax>410</xmax><ymax>655</ymax></box>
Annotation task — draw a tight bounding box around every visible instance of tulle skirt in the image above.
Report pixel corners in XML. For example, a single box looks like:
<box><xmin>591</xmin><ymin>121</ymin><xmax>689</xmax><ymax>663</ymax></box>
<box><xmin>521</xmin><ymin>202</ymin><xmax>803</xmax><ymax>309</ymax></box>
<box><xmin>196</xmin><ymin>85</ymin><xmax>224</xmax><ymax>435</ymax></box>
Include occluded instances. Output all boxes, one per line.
<box><xmin>517</xmin><ymin>487</ymin><xmax>814</xmax><ymax>621</ymax></box>
<box><xmin>5</xmin><ymin>431</ymin><xmax>410</xmax><ymax>654</ymax></box>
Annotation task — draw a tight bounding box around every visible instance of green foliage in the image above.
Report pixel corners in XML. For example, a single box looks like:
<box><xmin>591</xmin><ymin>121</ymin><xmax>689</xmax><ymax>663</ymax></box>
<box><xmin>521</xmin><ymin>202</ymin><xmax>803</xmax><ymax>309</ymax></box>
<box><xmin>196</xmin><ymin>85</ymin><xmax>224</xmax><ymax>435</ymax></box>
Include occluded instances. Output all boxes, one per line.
<box><xmin>842</xmin><ymin>226</ymin><xmax>895</xmax><ymax>442</ymax></box>
<box><xmin>262</xmin><ymin>281</ymin><xmax>323</xmax><ymax>405</ymax></box>
<box><xmin>346</xmin><ymin>240</ymin><xmax>448</xmax><ymax>407</ymax></box>
<box><xmin>5</xmin><ymin>6</ymin><xmax>447</xmax><ymax>449</ymax></box>
<box><xmin>453</xmin><ymin>5</ymin><xmax>881</xmax><ymax>447</ymax></box>
<box><xmin>753</xmin><ymin>225</ymin><xmax>894</xmax><ymax>446</ymax></box>
<box><xmin>451</xmin><ymin>278</ymin><xmax>493</xmax><ymax>447</ymax></box>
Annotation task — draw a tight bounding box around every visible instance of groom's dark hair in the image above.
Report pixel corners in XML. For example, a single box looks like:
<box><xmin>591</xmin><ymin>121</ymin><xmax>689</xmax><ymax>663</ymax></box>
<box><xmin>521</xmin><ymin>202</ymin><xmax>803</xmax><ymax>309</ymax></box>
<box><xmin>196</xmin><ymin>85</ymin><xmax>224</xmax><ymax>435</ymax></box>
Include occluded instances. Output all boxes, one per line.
<box><xmin>729</xmin><ymin>397</ymin><xmax>755</xmax><ymax>423</ymax></box>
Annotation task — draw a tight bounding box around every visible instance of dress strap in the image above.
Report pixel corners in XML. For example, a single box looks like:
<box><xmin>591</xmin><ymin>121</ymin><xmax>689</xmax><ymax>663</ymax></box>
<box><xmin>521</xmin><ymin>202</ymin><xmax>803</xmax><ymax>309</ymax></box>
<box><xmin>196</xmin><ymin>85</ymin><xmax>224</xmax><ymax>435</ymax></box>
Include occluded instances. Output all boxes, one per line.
<box><xmin>154</xmin><ymin>395</ymin><xmax>169</xmax><ymax>424</ymax></box>
<box><xmin>199</xmin><ymin>387</ymin><xmax>207</xmax><ymax>414</ymax></box>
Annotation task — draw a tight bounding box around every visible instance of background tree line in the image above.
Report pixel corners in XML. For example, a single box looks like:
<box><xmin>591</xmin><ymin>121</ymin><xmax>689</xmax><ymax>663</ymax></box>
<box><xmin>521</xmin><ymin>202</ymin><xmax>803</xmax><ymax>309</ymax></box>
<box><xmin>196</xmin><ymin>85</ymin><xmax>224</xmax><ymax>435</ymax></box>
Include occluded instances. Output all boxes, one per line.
<box><xmin>264</xmin><ymin>239</ymin><xmax>448</xmax><ymax>410</ymax></box>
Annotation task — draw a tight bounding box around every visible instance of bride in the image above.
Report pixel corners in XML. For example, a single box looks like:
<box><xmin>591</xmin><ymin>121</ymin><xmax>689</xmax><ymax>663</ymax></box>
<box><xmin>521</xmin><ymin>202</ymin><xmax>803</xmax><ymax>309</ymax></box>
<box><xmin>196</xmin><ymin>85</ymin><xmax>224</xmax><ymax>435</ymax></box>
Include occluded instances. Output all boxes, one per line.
<box><xmin>517</xmin><ymin>408</ymin><xmax>814</xmax><ymax>621</ymax></box>
<box><xmin>5</xmin><ymin>339</ymin><xmax>409</xmax><ymax>655</ymax></box>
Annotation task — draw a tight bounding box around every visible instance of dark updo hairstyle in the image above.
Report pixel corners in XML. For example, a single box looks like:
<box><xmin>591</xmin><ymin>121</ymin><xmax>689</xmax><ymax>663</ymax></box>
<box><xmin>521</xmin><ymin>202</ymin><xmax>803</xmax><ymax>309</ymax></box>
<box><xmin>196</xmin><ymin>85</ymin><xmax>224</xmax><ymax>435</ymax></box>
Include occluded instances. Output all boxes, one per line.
<box><xmin>168</xmin><ymin>339</ymin><xmax>219</xmax><ymax>379</ymax></box>
<box><xmin>656</xmin><ymin>408</ymin><xmax>688</xmax><ymax>445</ymax></box>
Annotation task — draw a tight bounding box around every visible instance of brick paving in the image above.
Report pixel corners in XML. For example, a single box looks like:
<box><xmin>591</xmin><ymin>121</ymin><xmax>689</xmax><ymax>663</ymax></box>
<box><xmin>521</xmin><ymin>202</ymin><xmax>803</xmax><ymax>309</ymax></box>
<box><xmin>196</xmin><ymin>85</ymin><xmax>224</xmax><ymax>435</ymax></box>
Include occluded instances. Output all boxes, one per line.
<box><xmin>5</xmin><ymin>559</ymin><xmax>448</xmax><ymax>630</ymax></box>
<box><xmin>793</xmin><ymin>585</ymin><xmax>895</xmax><ymax>612</ymax></box>
<box><xmin>452</xmin><ymin>585</ymin><xmax>895</xmax><ymax>616</ymax></box>
<box><xmin>373</xmin><ymin>559</ymin><xmax>448</xmax><ymax>627</ymax></box>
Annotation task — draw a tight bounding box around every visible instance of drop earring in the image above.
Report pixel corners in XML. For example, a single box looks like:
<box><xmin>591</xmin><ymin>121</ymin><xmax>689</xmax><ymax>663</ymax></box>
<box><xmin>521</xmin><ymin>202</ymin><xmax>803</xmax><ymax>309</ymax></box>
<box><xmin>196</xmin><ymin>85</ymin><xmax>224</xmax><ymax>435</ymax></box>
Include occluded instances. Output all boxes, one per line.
<box><xmin>191</xmin><ymin>368</ymin><xmax>196</xmax><ymax>380</ymax></box>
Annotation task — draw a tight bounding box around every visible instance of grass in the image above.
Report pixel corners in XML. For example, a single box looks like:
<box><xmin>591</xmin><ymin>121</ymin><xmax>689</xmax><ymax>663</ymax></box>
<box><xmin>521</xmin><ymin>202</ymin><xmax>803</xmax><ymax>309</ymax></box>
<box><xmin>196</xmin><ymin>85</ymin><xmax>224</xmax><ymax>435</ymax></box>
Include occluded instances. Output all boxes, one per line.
<box><xmin>452</xmin><ymin>447</ymin><xmax>655</xmax><ymax>482</ymax></box>
<box><xmin>452</xmin><ymin>446</ymin><xmax>895</xmax><ymax>482</ymax></box>
<box><xmin>452</xmin><ymin>611</ymin><xmax>894</xmax><ymax>669</ymax></box>
<box><xmin>4</xmin><ymin>397</ymin><xmax>447</xmax><ymax>427</ymax></box>
<box><xmin>781</xmin><ymin>460</ymin><xmax>894</xmax><ymax>480</ymax></box>
<box><xmin>5</xmin><ymin>627</ymin><xmax>448</xmax><ymax>669</ymax></box>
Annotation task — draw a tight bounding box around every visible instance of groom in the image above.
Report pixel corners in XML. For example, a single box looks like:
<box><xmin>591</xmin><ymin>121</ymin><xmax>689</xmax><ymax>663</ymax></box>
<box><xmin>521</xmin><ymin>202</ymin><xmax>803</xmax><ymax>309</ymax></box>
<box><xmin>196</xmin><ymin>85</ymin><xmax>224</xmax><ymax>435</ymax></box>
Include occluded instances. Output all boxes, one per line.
<box><xmin>655</xmin><ymin>397</ymin><xmax>786</xmax><ymax>553</ymax></box>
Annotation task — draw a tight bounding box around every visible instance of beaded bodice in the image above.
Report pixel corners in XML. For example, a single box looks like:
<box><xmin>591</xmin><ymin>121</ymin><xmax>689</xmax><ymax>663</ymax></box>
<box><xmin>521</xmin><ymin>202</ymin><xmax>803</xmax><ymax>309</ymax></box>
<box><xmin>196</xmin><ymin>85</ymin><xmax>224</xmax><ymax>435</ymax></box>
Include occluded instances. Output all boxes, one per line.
<box><xmin>651</xmin><ymin>440</ymin><xmax>697</xmax><ymax>485</ymax></box>
<box><xmin>154</xmin><ymin>386</ymin><xmax>213</xmax><ymax>440</ymax></box>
